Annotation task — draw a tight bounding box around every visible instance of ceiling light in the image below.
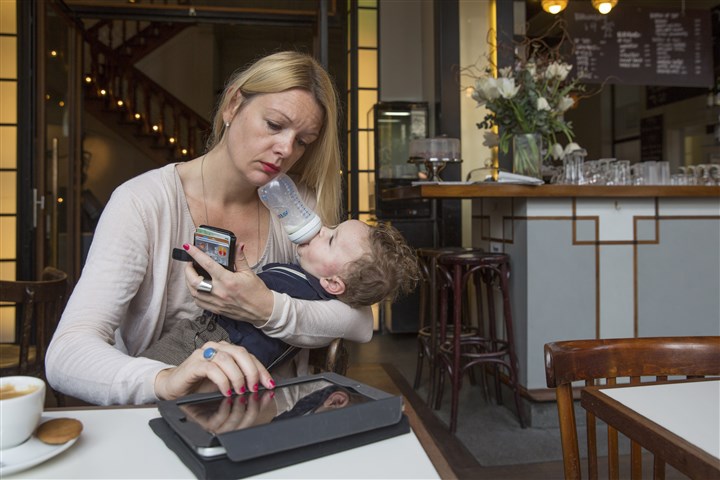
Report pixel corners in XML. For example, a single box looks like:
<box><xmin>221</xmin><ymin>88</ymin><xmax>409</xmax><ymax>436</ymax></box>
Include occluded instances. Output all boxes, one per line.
<box><xmin>592</xmin><ymin>0</ymin><xmax>618</xmax><ymax>15</ymax></box>
<box><xmin>541</xmin><ymin>0</ymin><xmax>568</xmax><ymax>15</ymax></box>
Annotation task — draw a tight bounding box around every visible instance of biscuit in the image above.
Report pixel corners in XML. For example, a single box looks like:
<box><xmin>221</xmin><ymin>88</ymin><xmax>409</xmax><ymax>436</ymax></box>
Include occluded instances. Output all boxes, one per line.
<box><xmin>36</xmin><ymin>418</ymin><xmax>83</xmax><ymax>445</ymax></box>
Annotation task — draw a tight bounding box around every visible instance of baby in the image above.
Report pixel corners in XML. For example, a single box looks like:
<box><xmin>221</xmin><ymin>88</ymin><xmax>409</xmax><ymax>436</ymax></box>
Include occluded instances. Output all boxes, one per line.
<box><xmin>142</xmin><ymin>220</ymin><xmax>420</xmax><ymax>369</ymax></box>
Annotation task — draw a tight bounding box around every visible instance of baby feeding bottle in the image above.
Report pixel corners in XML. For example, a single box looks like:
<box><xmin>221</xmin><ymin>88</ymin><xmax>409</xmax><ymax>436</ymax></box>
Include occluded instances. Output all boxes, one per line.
<box><xmin>258</xmin><ymin>173</ymin><xmax>321</xmax><ymax>244</ymax></box>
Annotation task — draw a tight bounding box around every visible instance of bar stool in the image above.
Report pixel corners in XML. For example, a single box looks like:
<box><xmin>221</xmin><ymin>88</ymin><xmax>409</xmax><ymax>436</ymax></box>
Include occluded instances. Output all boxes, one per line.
<box><xmin>413</xmin><ymin>246</ymin><xmax>480</xmax><ymax>405</ymax></box>
<box><xmin>435</xmin><ymin>251</ymin><xmax>525</xmax><ymax>433</ymax></box>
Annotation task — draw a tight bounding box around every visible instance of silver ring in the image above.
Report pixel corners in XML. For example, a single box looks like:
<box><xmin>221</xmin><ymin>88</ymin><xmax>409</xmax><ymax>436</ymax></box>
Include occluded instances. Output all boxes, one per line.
<box><xmin>197</xmin><ymin>279</ymin><xmax>213</xmax><ymax>294</ymax></box>
<box><xmin>203</xmin><ymin>347</ymin><xmax>217</xmax><ymax>361</ymax></box>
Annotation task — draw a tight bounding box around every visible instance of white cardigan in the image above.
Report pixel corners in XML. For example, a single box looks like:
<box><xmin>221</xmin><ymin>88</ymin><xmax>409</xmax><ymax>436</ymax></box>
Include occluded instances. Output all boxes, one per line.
<box><xmin>45</xmin><ymin>164</ymin><xmax>372</xmax><ymax>405</ymax></box>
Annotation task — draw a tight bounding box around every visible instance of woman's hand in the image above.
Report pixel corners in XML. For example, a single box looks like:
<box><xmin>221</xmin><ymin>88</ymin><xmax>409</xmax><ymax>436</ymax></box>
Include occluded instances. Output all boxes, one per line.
<box><xmin>154</xmin><ymin>341</ymin><xmax>275</xmax><ymax>401</ymax></box>
<box><xmin>182</xmin><ymin>243</ymin><xmax>274</xmax><ymax>325</ymax></box>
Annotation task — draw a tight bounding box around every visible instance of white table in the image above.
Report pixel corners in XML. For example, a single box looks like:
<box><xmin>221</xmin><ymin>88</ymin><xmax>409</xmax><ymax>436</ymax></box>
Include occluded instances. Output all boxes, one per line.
<box><xmin>581</xmin><ymin>378</ymin><xmax>720</xmax><ymax>478</ymax></box>
<box><xmin>4</xmin><ymin>407</ymin><xmax>440</xmax><ymax>479</ymax></box>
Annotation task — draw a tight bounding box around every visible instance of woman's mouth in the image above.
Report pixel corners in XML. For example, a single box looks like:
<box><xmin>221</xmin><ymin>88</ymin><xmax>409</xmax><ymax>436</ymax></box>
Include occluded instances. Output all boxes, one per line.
<box><xmin>261</xmin><ymin>162</ymin><xmax>281</xmax><ymax>174</ymax></box>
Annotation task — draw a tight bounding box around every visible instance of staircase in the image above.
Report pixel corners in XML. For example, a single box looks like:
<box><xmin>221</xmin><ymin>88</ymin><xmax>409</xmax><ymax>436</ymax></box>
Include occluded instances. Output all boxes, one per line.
<box><xmin>79</xmin><ymin>19</ymin><xmax>210</xmax><ymax>165</ymax></box>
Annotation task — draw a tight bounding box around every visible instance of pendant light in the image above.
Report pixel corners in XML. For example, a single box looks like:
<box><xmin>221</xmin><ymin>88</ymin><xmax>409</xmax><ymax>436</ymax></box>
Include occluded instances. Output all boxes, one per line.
<box><xmin>591</xmin><ymin>0</ymin><xmax>618</xmax><ymax>15</ymax></box>
<box><xmin>541</xmin><ymin>0</ymin><xmax>568</xmax><ymax>15</ymax></box>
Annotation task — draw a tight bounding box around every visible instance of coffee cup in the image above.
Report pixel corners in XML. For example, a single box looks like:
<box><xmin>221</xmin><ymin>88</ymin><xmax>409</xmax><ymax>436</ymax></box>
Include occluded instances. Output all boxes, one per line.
<box><xmin>0</xmin><ymin>376</ymin><xmax>46</xmax><ymax>449</ymax></box>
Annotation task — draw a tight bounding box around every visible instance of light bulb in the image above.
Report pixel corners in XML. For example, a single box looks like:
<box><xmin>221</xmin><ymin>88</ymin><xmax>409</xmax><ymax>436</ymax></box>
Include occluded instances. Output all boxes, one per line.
<box><xmin>592</xmin><ymin>0</ymin><xmax>618</xmax><ymax>15</ymax></box>
<box><xmin>541</xmin><ymin>0</ymin><xmax>568</xmax><ymax>15</ymax></box>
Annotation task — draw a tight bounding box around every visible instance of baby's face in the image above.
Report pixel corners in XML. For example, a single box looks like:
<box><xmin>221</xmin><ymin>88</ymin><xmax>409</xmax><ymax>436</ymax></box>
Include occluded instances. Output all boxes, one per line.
<box><xmin>296</xmin><ymin>220</ymin><xmax>370</xmax><ymax>280</ymax></box>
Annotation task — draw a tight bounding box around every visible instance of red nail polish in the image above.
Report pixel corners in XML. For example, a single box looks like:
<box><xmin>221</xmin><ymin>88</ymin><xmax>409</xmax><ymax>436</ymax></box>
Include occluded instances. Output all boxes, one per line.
<box><xmin>226</xmin><ymin>389</ymin><xmax>233</xmax><ymax>396</ymax></box>
<box><xmin>240</xmin><ymin>386</ymin><xmax>246</xmax><ymax>393</ymax></box>
<box><xmin>253</xmin><ymin>383</ymin><xmax>258</xmax><ymax>392</ymax></box>
<box><xmin>183</xmin><ymin>243</ymin><xmax>190</xmax><ymax>250</ymax></box>
<box><xmin>269</xmin><ymin>379</ymin><xmax>275</xmax><ymax>388</ymax></box>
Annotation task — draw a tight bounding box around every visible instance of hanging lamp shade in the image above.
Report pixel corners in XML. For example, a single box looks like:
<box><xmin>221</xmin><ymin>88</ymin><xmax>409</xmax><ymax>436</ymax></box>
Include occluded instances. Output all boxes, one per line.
<box><xmin>591</xmin><ymin>0</ymin><xmax>618</xmax><ymax>14</ymax></box>
<box><xmin>541</xmin><ymin>0</ymin><xmax>568</xmax><ymax>15</ymax></box>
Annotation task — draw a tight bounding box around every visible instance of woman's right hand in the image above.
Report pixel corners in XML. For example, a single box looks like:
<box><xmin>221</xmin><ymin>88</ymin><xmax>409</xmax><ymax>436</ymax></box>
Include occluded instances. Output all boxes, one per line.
<box><xmin>154</xmin><ymin>341</ymin><xmax>275</xmax><ymax>401</ymax></box>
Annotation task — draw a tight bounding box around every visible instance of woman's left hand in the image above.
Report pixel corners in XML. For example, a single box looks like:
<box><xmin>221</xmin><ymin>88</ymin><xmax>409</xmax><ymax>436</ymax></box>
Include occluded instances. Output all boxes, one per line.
<box><xmin>182</xmin><ymin>243</ymin><xmax>274</xmax><ymax>325</ymax></box>
<box><xmin>154</xmin><ymin>341</ymin><xmax>275</xmax><ymax>401</ymax></box>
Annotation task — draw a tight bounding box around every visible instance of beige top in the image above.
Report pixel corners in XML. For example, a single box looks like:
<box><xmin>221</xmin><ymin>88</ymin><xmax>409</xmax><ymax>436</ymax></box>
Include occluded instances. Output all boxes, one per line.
<box><xmin>45</xmin><ymin>164</ymin><xmax>372</xmax><ymax>405</ymax></box>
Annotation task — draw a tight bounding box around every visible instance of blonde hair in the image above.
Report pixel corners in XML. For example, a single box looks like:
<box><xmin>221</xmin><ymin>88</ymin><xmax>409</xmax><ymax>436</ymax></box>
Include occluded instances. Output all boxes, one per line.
<box><xmin>338</xmin><ymin>222</ymin><xmax>420</xmax><ymax>308</ymax></box>
<box><xmin>207</xmin><ymin>51</ymin><xmax>342</xmax><ymax>225</ymax></box>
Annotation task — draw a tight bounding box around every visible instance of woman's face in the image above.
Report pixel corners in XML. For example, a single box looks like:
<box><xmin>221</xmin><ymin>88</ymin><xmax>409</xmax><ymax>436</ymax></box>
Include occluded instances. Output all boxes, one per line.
<box><xmin>223</xmin><ymin>88</ymin><xmax>324</xmax><ymax>186</ymax></box>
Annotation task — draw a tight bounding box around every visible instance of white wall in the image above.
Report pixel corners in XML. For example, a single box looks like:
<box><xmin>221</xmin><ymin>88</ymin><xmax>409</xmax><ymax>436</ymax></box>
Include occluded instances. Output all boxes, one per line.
<box><xmin>136</xmin><ymin>25</ymin><xmax>216</xmax><ymax>119</ymax></box>
<box><xmin>379</xmin><ymin>0</ymin><xmax>426</xmax><ymax>102</ymax></box>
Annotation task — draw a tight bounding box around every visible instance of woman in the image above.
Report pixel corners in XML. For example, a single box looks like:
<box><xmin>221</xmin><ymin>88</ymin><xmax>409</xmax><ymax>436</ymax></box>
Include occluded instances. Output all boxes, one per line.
<box><xmin>45</xmin><ymin>51</ymin><xmax>373</xmax><ymax>405</ymax></box>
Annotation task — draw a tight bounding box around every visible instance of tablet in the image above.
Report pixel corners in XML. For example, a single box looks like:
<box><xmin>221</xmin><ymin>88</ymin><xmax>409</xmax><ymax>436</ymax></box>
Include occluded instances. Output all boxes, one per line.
<box><xmin>156</xmin><ymin>372</ymin><xmax>404</xmax><ymax>462</ymax></box>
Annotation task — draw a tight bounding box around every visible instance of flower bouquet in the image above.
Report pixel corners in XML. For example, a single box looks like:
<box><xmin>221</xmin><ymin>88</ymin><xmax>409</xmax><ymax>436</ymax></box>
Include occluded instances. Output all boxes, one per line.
<box><xmin>468</xmin><ymin>39</ymin><xmax>585</xmax><ymax>179</ymax></box>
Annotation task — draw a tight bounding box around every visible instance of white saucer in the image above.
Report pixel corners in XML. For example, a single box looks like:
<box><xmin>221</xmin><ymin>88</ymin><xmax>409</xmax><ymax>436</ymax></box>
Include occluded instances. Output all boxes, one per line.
<box><xmin>0</xmin><ymin>417</ymin><xmax>79</xmax><ymax>476</ymax></box>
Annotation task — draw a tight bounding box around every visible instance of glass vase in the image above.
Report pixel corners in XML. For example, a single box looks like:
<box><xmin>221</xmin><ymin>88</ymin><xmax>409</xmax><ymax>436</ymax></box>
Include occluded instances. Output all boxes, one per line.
<box><xmin>512</xmin><ymin>133</ymin><xmax>543</xmax><ymax>180</ymax></box>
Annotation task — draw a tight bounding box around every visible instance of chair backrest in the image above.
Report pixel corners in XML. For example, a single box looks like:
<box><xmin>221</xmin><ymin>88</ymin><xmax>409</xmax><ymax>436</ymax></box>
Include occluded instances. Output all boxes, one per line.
<box><xmin>0</xmin><ymin>267</ymin><xmax>70</xmax><ymax>377</ymax></box>
<box><xmin>308</xmin><ymin>338</ymin><xmax>349</xmax><ymax>376</ymax></box>
<box><xmin>545</xmin><ymin>336</ymin><xmax>720</xmax><ymax>480</ymax></box>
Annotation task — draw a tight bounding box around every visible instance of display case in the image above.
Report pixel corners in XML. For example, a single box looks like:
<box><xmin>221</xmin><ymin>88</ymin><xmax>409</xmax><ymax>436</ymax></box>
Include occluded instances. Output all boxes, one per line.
<box><xmin>373</xmin><ymin>101</ymin><xmax>432</xmax><ymax>333</ymax></box>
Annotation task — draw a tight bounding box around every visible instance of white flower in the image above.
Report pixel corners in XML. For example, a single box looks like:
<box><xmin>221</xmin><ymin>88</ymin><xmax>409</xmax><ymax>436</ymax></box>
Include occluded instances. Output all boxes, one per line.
<box><xmin>497</xmin><ymin>77</ymin><xmax>520</xmax><ymax>99</ymax></box>
<box><xmin>526</xmin><ymin>62</ymin><xmax>537</xmax><ymax>78</ymax></box>
<box><xmin>482</xmin><ymin>131</ymin><xmax>499</xmax><ymax>148</ymax></box>
<box><xmin>564</xmin><ymin>142</ymin><xmax>582</xmax><ymax>155</ymax></box>
<box><xmin>536</xmin><ymin>97</ymin><xmax>551</xmax><ymax>111</ymax></box>
<box><xmin>499</xmin><ymin>66</ymin><xmax>513</xmax><ymax>78</ymax></box>
<box><xmin>558</xmin><ymin>96</ymin><xmax>575</xmax><ymax>112</ymax></box>
<box><xmin>550</xmin><ymin>143</ymin><xmax>565</xmax><ymax>160</ymax></box>
<box><xmin>473</xmin><ymin>77</ymin><xmax>500</xmax><ymax>103</ymax></box>
<box><xmin>545</xmin><ymin>62</ymin><xmax>572</xmax><ymax>81</ymax></box>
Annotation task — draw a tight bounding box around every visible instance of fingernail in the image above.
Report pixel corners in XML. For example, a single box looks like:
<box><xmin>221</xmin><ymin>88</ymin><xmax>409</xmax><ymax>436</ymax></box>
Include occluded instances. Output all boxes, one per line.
<box><xmin>226</xmin><ymin>389</ymin><xmax>233</xmax><ymax>396</ymax></box>
<box><xmin>183</xmin><ymin>243</ymin><xmax>190</xmax><ymax>250</ymax></box>
<box><xmin>240</xmin><ymin>386</ymin><xmax>246</xmax><ymax>393</ymax></box>
<box><xmin>268</xmin><ymin>379</ymin><xmax>275</xmax><ymax>388</ymax></box>
<box><xmin>253</xmin><ymin>383</ymin><xmax>258</xmax><ymax>392</ymax></box>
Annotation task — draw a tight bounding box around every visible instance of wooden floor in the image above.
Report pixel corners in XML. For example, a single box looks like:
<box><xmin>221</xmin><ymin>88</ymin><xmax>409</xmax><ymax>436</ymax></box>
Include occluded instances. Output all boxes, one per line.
<box><xmin>347</xmin><ymin>362</ymin><xmax>567</xmax><ymax>480</ymax></box>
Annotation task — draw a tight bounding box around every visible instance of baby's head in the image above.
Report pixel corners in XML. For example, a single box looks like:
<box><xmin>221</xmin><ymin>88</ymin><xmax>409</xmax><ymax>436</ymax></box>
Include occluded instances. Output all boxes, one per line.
<box><xmin>296</xmin><ymin>220</ymin><xmax>420</xmax><ymax>307</ymax></box>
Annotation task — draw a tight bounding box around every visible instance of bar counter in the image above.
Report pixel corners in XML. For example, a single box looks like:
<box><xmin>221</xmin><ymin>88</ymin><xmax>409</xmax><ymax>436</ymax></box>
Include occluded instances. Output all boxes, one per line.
<box><xmin>381</xmin><ymin>183</ymin><xmax>720</xmax><ymax>200</ymax></box>
<box><xmin>381</xmin><ymin>183</ymin><xmax>720</xmax><ymax>426</ymax></box>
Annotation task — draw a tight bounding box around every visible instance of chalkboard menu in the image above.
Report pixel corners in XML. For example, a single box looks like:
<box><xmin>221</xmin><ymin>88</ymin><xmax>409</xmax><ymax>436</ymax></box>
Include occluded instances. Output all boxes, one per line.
<box><xmin>566</xmin><ymin>3</ymin><xmax>713</xmax><ymax>87</ymax></box>
<box><xmin>640</xmin><ymin>115</ymin><xmax>664</xmax><ymax>162</ymax></box>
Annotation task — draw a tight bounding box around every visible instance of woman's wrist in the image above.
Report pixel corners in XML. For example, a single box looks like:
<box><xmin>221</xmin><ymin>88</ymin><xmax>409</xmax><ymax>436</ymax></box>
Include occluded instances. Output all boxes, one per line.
<box><xmin>154</xmin><ymin>368</ymin><xmax>172</xmax><ymax>401</ymax></box>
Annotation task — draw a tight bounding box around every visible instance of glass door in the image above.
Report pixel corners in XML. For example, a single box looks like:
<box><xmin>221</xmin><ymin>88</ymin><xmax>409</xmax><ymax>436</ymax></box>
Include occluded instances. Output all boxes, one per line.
<box><xmin>38</xmin><ymin>3</ymin><xmax>82</xmax><ymax>280</ymax></box>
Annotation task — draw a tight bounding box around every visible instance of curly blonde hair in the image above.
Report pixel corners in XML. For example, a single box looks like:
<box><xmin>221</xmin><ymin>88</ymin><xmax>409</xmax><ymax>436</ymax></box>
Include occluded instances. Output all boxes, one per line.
<box><xmin>337</xmin><ymin>222</ymin><xmax>421</xmax><ymax>308</ymax></box>
<box><xmin>206</xmin><ymin>51</ymin><xmax>342</xmax><ymax>226</ymax></box>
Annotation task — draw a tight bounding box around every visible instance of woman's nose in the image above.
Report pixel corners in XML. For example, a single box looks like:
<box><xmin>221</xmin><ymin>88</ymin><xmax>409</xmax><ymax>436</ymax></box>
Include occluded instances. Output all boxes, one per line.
<box><xmin>273</xmin><ymin>132</ymin><xmax>295</xmax><ymax>158</ymax></box>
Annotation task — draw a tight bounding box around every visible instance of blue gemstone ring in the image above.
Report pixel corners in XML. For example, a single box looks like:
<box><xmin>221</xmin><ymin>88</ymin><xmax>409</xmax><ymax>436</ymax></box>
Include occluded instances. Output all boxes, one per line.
<box><xmin>203</xmin><ymin>347</ymin><xmax>217</xmax><ymax>361</ymax></box>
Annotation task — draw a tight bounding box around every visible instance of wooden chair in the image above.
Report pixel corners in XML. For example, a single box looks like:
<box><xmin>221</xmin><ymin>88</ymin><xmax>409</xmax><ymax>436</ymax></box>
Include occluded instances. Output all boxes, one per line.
<box><xmin>545</xmin><ymin>336</ymin><xmax>720</xmax><ymax>480</ymax></box>
<box><xmin>308</xmin><ymin>338</ymin><xmax>349</xmax><ymax>375</ymax></box>
<box><xmin>0</xmin><ymin>267</ymin><xmax>70</xmax><ymax>403</ymax></box>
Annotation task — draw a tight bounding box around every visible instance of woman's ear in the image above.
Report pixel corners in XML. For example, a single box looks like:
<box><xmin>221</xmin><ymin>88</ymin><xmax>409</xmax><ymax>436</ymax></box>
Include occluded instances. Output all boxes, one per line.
<box><xmin>320</xmin><ymin>276</ymin><xmax>346</xmax><ymax>296</ymax></box>
<box><xmin>223</xmin><ymin>91</ymin><xmax>243</xmax><ymax>124</ymax></box>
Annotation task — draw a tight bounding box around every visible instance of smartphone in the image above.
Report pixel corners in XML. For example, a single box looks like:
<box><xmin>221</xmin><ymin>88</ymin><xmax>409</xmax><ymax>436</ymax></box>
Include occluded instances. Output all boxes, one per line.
<box><xmin>172</xmin><ymin>225</ymin><xmax>236</xmax><ymax>280</ymax></box>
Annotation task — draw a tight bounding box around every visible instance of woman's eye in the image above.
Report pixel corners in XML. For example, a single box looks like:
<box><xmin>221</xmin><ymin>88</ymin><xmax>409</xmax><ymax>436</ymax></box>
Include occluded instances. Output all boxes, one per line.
<box><xmin>297</xmin><ymin>138</ymin><xmax>307</xmax><ymax>147</ymax></box>
<box><xmin>267</xmin><ymin>121</ymin><xmax>281</xmax><ymax>131</ymax></box>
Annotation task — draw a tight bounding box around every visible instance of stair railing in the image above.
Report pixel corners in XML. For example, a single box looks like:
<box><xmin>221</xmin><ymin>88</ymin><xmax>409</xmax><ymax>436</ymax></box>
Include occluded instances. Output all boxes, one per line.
<box><xmin>80</xmin><ymin>18</ymin><xmax>209</xmax><ymax>163</ymax></box>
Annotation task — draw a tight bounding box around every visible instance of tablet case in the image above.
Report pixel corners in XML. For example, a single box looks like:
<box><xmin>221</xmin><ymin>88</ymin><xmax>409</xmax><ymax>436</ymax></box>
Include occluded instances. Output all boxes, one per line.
<box><xmin>156</xmin><ymin>373</ymin><xmax>405</xmax><ymax>463</ymax></box>
<box><xmin>149</xmin><ymin>414</ymin><xmax>410</xmax><ymax>480</ymax></box>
